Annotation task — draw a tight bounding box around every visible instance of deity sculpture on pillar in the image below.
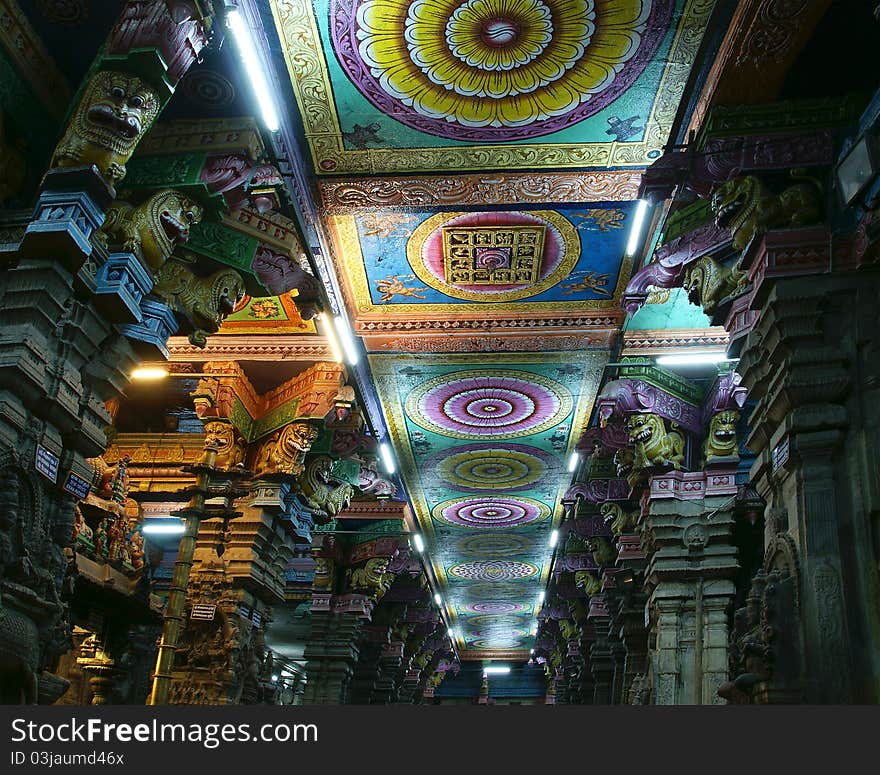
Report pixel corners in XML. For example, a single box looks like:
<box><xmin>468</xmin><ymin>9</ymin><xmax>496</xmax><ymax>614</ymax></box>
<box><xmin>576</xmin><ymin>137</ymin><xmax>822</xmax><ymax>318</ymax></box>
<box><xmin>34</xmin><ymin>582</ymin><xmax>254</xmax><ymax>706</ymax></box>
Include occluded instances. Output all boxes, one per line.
<box><xmin>52</xmin><ymin>71</ymin><xmax>161</xmax><ymax>185</ymax></box>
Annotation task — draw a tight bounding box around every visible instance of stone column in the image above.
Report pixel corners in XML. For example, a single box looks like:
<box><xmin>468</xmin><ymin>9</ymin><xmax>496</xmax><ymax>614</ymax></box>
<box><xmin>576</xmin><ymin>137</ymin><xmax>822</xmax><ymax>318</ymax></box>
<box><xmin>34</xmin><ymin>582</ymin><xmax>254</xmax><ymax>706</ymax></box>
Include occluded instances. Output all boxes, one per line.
<box><xmin>642</xmin><ymin>469</ymin><xmax>739</xmax><ymax>704</ymax></box>
<box><xmin>739</xmin><ymin>273</ymin><xmax>880</xmax><ymax>702</ymax></box>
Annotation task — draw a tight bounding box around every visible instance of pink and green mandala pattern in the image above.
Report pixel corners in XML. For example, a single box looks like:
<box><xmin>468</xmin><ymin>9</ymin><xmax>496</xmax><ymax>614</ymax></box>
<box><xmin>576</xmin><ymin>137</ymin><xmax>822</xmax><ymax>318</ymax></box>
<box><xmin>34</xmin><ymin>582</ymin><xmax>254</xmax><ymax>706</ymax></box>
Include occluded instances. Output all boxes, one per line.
<box><xmin>406</xmin><ymin>369</ymin><xmax>572</xmax><ymax>439</ymax></box>
<box><xmin>331</xmin><ymin>0</ymin><xmax>673</xmax><ymax>141</ymax></box>
<box><xmin>433</xmin><ymin>495</ymin><xmax>550</xmax><ymax>529</ymax></box>
<box><xmin>448</xmin><ymin>559</ymin><xmax>539</xmax><ymax>580</ymax></box>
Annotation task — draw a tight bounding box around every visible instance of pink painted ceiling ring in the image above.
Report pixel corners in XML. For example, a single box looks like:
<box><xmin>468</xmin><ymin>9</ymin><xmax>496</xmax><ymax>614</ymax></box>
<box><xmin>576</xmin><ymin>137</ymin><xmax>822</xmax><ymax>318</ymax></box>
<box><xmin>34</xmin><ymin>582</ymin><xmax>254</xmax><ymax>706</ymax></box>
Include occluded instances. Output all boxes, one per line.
<box><xmin>331</xmin><ymin>0</ymin><xmax>674</xmax><ymax>141</ymax></box>
<box><xmin>406</xmin><ymin>369</ymin><xmax>573</xmax><ymax>439</ymax></box>
<box><xmin>448</xmin><ymin>559</ymin><xmax>540</xmax><ymax>580</ymax></box>
<box><xmin>459</xmin><ymin>601</ymin><xmax>531</xmax><ymax>614</ymax></box>
<box><xmin>432</xmin><ymin>496</ymin><xmax>551</xmax><ymax>528</ymax></box>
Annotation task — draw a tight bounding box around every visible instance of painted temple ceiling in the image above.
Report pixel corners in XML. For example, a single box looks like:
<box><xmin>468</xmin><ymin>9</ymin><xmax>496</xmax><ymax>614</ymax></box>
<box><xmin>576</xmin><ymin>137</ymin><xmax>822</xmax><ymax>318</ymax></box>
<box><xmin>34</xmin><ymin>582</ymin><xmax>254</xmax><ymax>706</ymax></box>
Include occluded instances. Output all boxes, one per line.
<box><xmin>264</xmin><ymin>0</ymin><xmax>719</xmax><ymax>659</ymax></box>
<box><xmin>271</xmin><ymin>0</ymin><xmax>715</xmax><ymax>174</ymax></box>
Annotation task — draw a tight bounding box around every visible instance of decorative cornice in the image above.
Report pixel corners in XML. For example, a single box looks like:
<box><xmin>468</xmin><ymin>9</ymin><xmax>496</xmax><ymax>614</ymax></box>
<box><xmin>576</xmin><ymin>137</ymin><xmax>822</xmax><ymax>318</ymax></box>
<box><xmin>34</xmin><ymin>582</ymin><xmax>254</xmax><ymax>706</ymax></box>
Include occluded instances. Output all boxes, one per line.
<box><xmin>168</xmin><ymin>335</ymin><xmax>332</xmax><ymax>361</ymax></box>
<box><xmin>318</xmin><ymin>171</ymin><xmax>642</xmax><ymax>210</ymax></box>
<box><xmin>621</xmin><ymin>327</ymin><xmax>729</xmax><ymax>355</ymax></box>
<box><xmin>140</xmin><ymin>118</ymin><xmax>265</xmax><ymax>160</ymax></box>
<box><xmin>458</xmin><ymin>649</ymin><xmax>529</xmax><ymax>661</ymax></box>
<box><xmin>0</xmin><ymin>0</ymin><xmax>70</xmax><ymax>117</ymax></box>
<box><xmin>367</xmin><ymin>331</ymin><xmax>617</xmax><ymax>354</ymax></box>
<box><xmin>356</xmin><ymin>315</ymin><xmax>624</xmax><ymax>333</ymax></box>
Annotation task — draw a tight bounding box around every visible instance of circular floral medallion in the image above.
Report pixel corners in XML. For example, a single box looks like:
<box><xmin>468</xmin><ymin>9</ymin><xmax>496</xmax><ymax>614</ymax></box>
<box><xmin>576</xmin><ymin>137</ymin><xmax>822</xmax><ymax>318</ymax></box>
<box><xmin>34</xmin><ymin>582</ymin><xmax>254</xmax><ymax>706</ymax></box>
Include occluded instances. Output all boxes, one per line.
<box><xmin>462</xmin><ymin>581</ymin><xmax>528</xmax><ymax>599</ymax></box>
<box><xmin>448</xmin><ymin>560</ymin><xmax>539</xmax><ymax>580</ymax></box>
<box><xmin>407</xmin><ymin>369</ymin><xmax>572</xmax><ymax>439</ymax></box>
<box><xmin>406</xmin><ymin>210</ymin><xmax>580</xmax><ymax>303</ymax></box>
<box><xmin>468</xmin><ymin>614</ymin><xmax>531</xmax><ymax>628</ymax></box>
<box><xmin>470</xmin><ymin>637</ymin><xmax>525</xmax><ymax>649</ymax></box>
<box><xmin>433</xmin><ymin>496</ymin><xmax>550</xmax><ymax>529</ymax></box>
<box><xmin>455</xmin><ymin>532</ymin><xmax>534</xmax><ymax>557</ymax></box>
<box><xmin>459</xmin><ymin>601</ymin><xmax>531</xmax><ymax>614</ymax></box>
<box><xmin>430</xmin><ymin>443</ymin><xmax>556</xmax><ymax>492</ymax></box>
<box><xmin>331</xmin><ymin>0</ymin><xmax>671</xmax><ymax>141</ymax></box>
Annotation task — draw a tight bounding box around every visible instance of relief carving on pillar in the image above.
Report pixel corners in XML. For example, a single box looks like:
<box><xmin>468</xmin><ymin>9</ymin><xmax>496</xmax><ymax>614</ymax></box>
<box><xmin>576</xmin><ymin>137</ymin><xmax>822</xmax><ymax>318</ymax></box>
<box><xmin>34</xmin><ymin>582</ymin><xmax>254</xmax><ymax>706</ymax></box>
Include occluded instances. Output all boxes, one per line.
<box><xmin>251</xmin><ymin>423</ymin><xmax>320</xmax><ymax>478</ymax></box>
<box><xmin>202</xmin><ymin>420</ymin><xmax>246</xmax><ymax>470</ymax></box>
<box><xmin>710</xmin><ymin>172</ymin><xmax>822</xmax><ymax>251</ymax></box>
<box><xmin>625</xmin><ymin>413</ymin><xmax>685</xmax><ymax>470</ymax></box>
<box><xmin>296</xmin><ymin>455</ymin><xmax>355</xmax><ymax>525</ymax></box>
<box><xmin>94</xmin><ymin>190</ymin><xmax>203</xmax><ymax>272</ymax></box>
<box><xmin>151</xmin><ymin>260</ymin><xmax>245</xmax><ymax>347</ymax></box>
<box><xmin>52</xmin><ymin>71</ymin><xmax>161</xmax><ymax>185</ymax></box>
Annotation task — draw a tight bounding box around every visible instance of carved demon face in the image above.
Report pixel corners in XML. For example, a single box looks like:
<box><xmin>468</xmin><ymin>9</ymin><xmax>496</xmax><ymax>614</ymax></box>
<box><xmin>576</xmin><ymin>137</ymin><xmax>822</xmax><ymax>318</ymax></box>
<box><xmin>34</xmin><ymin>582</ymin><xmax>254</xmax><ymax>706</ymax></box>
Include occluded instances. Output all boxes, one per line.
<box><xmin>203</xmin><ymin>421</ymin><xmax>236</xmax><ymax>455</ymax></box>
<box><xmin>613</xmin><ymin>447</ymin><xmax>634</xmax><ymax>477</ymax></box>
<box><xmin>574</xmin><ymin>570</ymin><xmax>600</xmax><ymax>597</ymax></box>
<box><xmin>626</xmin><ymin>413</ymin><xmax>664</xmax><ymax>447</ymax></box>
<box><xmin>141</xmin><ymin>190</ymin><xmax>203</xmax><ymax>269</ymax></box>
<box><xmin>682</xmin><ymin>261</ymin><xmax>705</xmax><ymax>307</ymax></box>
<box><xmin>599</xmin><ymin>502</ymin><xmax>620</xmax><ymax>525</ymax></box>
<box><xmin>711</xmin><ymin>178</ymin><xmax>753</xmax><ymax>230</ymax></box>
<box><xmin>279</xmin><ymin>423</ymin><xmax>319</xmax><ymax>454</ymax></box>
<box><xmin>82</xmin><ymin>71</ymin><xmax>160</xmax><ymax>153</ymax></box>
<box><xmin>707</xmin><ymin>410</ymin><xmax>739</xmax><ymax>456</ymax></box>
<box><xmin>204</xmin><ymin>269</ymin><xmax>245</xmax><ymax>329</ymax></box>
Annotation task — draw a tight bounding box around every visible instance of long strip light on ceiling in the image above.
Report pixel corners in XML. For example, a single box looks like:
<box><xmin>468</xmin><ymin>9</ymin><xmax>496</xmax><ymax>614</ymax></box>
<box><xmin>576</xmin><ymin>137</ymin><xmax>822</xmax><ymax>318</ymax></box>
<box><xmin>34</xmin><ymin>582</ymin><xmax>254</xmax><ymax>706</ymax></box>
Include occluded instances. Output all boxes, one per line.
<box><xmin>332</xmin><ymin>315</ymin><xmax>360</xmax><ymax>366</ymax></box>
<box><xmin>567</xmin><ymin>451</ymin><xmax>579</xmax><ymax>472</ymax></box>
<box><xmin>625</xmin><ymin>200</ymin><xmax>650</xmax><ymax>257</ymax></box>
<box><xmin>379</xmin><ymin>441</ymin><xmax>396</xmax><ymax>474</ymax></box>
<box><xmin>484</xmin><ymin>666</ymin><xmax>511</xmax><ymax>675</ymax></box>
<box><xmin>413</xmin><ymin>533</ymin><xmax>425</xmax><ymax>553</ymax></box>
<box><xmin>655</xmin><ymin>352</ymin><xmax>735</xmax><ymax>366</ymax></box>
<box><xmin>317</xmin><ymin>312</ymin><xmax>344</xmax><ymax>364</ymax></box>
<box><xmin>548</xmin><ymin>529</ymin><xmax>559</xmax><ymax>548</ymax></box>
<box><xmin>226</xmin><ymin>9</ymin><xmax>280</xmax><ymax>132</ymax></box>
<box><xmin>434</xmin><ymin>593</ymin><xmax>443</xmax><ymax>606</ymax></box>
<box><xmin>141</xmin><ymin>518</ymin><xmax>185</xmax><ymax>536</ymax></box>
<box><xmin>538</xmin><ymin>590</ymin><xmax>546</xmax><ymax>604</ymax></box>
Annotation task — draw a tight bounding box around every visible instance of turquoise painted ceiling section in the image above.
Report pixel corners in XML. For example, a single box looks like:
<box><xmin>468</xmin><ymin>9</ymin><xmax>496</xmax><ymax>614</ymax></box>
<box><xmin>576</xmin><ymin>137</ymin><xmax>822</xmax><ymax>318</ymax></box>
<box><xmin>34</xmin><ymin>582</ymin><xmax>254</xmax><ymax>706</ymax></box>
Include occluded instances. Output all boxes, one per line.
<box><xmin>323</xmin><ymin>0</ymin><xmax>681</xmax><ymax>147</ymax></box>
<box><xmin>371</xmin><ymin>352</ymin><xmax>607</xmax><ymax>655</ymax></box>
<box><xmin>354</xmin><ymin>203</ymin><xmax>635</xmax><ymax>306</ymax></box>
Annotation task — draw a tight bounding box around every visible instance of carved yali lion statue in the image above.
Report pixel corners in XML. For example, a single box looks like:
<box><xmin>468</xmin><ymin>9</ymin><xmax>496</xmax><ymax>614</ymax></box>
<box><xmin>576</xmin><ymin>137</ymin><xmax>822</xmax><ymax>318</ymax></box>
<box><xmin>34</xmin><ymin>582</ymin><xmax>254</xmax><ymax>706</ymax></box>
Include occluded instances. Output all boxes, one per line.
<box><xmin>203</xmin><ymin>420</ymin><xmax>246</xmax><ymax>469</ymax></box>
<box><xmin>625</xmin><ymin>413</ymin><xmax>685</xmax><ymax>470</ymax></box>
<box><xmin>704</xmin><ymin>409</ymin><xmax>740</xmax><ymax>461</ymax></box>
<box><xmin>600</xmin><ymin>502</ymin><xmax>638</xmax><ymax>537</ymax></box>
<box><xmin>296</xmin><ymin>454</ymin><xmax>355</xmax><ymax>525</ymax></box>
<box><xmin>682</xmin><ymin>255</ymin><xmax>749</xmax><ymax>314</ymax></box>
<box><xmin>346</xmin><ymin>557</ymin><xmax>392</xmax><ymax>601</ymax></box>
<box><xmin>710</xmin><ymin>172</ymin><xmax>822</xmax><ymax>251</ymax></box>
<box><xmin>574</xmin><ymin>570</ymin><xmax>601</xmax><ymax>597</ymax></box>
<box><xmin>52</xmin><ymin>70</ymin><xmax>160</xmax><ymax>184</ymax></box>
<box><xmin>94</xmin><ymin>190</ymin><xmax>203</xmax><ymax>271</ymax></box>
<box><xmin>152</xmin><ymin>261</ymin><xmax>245</xmax><ymax>347</ymax></box>
<box><xmin>558</xmin><ymin>618</ymin><xmax>581</xmax><ymax>642</ymax></box>
<box><xmin>252</xmin><ymin>423</ymin><xmax>319</xmax><ymax>478</ymax></box>
<box><xmin>587</xmin><ymin>536</ymin><xmax>616</xmax><ymax>568</ymax></box>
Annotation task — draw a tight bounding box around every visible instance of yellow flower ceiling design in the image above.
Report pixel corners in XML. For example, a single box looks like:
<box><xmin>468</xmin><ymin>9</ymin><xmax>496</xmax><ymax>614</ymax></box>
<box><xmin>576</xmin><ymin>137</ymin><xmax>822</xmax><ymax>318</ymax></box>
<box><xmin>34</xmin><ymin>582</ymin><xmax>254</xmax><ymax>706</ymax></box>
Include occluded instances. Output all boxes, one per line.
<box><xmin>354</xmin><ymin>0</ymin><xmax>651</xmax><ymax>129</ymax></box>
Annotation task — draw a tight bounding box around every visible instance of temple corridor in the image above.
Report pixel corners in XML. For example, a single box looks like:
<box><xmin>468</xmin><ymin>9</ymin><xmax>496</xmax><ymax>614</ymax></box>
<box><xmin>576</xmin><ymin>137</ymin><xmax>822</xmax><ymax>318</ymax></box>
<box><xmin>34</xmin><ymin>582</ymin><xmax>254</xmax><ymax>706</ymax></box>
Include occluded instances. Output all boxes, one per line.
<box><xmin>0</xmin><ymin>0</ymin><xmax>879</xmax><ymax>706</ymax></box>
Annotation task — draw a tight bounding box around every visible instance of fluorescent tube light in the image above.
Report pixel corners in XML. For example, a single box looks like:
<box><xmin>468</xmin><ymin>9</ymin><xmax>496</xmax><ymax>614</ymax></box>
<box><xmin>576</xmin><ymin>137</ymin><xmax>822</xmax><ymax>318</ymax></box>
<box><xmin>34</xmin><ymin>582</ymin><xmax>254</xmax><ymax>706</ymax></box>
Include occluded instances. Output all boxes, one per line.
<box><xmin>538</xmin><ymin>590</ymin><xmax>545</xmax><ymax>604</ymax></box>
<box><xmin>141</xmin><ymin>519</ymin><xmax>185</xmax><ymax>536</ymax></box>
<box><xmin>333</xmin><ymin>315</ymin><xmax>360</xmax><ymax>366</ymax></box>
<box><xmin>567</xmin><ymin>451</ymin><xmax>579</xmax><ymax>472</ymax></box>
<box><xmin>131</xmin><ymin>366</ymin><xmax>169</xmax><ymax>381</ymax></box>
<box><xmin>317</xmin><ymin>312</ymin><xmax>343</xmax><ymax>364</ymax></box>
<box><xmin>549</xmin><ymin>529</ymin><xmax>559</xmax><ymax>548</ymax></box>
<box><xmin>626</xmin><ymin>200</ymin><xmax>649</xmax><ymax>257</ymax></box>
<box><xmin>484</xmin><ymin>666</ymin><xmax>510</xmax><ymax>675</ymax></box>
<box><xmin>655</xmin><ymin>352</ymin><xmax>733</xmax><ymax>366</ymax></box>
<box><xmin>434</xmin><ymin>593</ymin><xmax>442</xmax><ymax>606</ymax></box>
<box><xmin>379</xmin><ymin>442</ymin><xmax>396</xmax><ymax>474</ymax></box>
<box><xmin>226</xmin><ymin>9</ymin><xmax>280</xmax><ymax>131</ymax></box>
<box><xmin>413</xmin><ymin>534</ymin><xmax>425</xmax><ymax>553</ymax></box>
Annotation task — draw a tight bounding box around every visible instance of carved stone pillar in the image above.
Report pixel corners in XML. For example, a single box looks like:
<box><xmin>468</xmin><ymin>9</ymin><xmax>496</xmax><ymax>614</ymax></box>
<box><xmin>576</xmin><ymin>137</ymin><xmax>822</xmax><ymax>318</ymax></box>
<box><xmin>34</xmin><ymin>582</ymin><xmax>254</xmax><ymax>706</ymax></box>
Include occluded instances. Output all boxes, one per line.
<box><xmin>739</xmin><ymin>273</ymin><xmax>880</xmax><ymax>702</ymax></box>
<box><xmin>642</xmin><ymin>469</ymin><xmax>739</xmax><ymax>704</ymax></box>
<box><xmin>302</xmin><ymin>609</ymin><xmax>364</xmax><ymax>705</ymax></box>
